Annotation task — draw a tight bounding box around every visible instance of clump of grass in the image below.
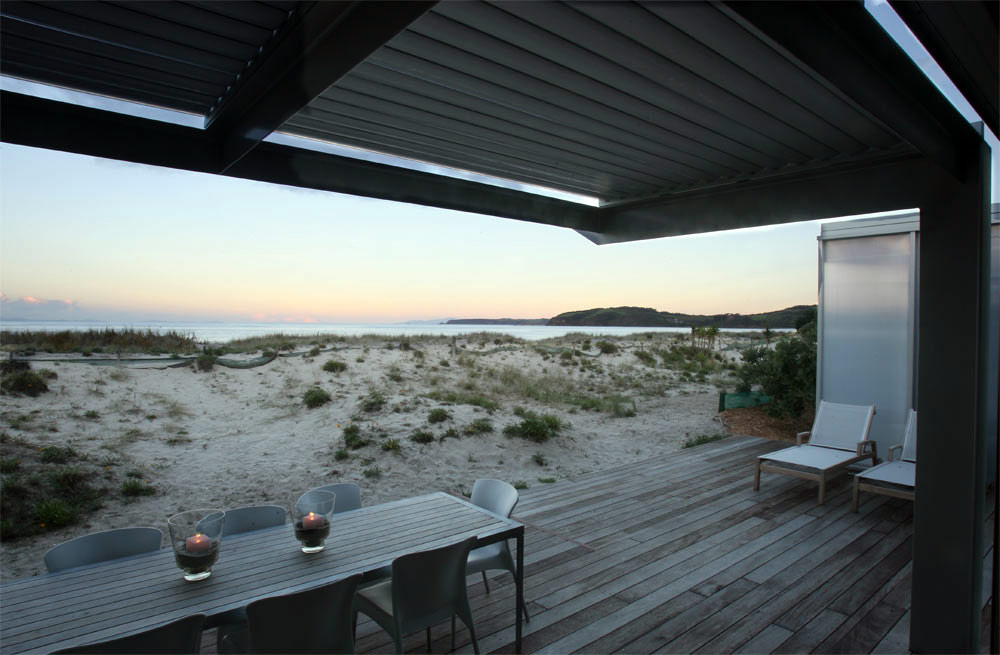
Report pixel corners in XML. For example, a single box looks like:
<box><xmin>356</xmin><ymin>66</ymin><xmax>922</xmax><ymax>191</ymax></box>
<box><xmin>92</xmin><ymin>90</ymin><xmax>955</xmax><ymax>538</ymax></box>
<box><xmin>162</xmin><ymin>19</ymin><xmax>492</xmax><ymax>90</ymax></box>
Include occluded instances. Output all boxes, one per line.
<box><xmin>37</xmin><ymin>368</ymin><xmax>58</xmax><ymax>380</ymax></box>
<box><xmin>122</xmin><ymin>478</ymin><xmax>156</xmax><ymax>496</ymax></box>
<box><xmin>1</xmin><ymin>370</ymin><xmax>49</xmax><ymax>397</ymax></box>
<box><xmin>196</xmin><ymin>352</ymin><xmax>218</xmax><ymax>372</ymax></box>
<box><xmin>538</xmin><ymin>477</ymin><xmax>556</xmax><ymax>484</ymax></box>
<box><xmin>464</xmin><ymin>418</ymin><xmax>494</xmax><ymax>435</ymax></box>
<box><xmin>387</xmin><ymin>365</ymin><xmax>404</xmax><ymax>382</ymax></box>
<box><xmin>1</xmin><ymin>457</ymin><xmax>21</xmax><ymax>473</ymax></box>
<box><xmin>634</xmin><ymin>350</ymin><xmax>657</xmax><ymax>367</ymax></box>
<box><xmin>1</xmin><ymin>328</ymin><xmax>198</xmax><ymax>354</ymax></box>
<box><xmin>363</xmin><ymin>466</ymin><xmax>382</xmax><ymax>479</ymax></box>
<box><xmin>35</xmin><ymin>498</ymin><xmax>77</xmax><ymax>527</ymax></box>
<box><xmin>440</xmin><ymin>428</ymin><xmax>460</xmax><ymax>442</ymax></box>
<box><xmin>512</xmin><ymin>480</ymin><xmax>529</xmax><ymax>490</ymax></box>
<box><xmin>308</xmin><ymin>346</ymin><xmax>321</xmax><ymax>357</ymax></box>
<box><xmin>681</xmin><ymin>433</ymin><xmax>730</xmax><ymax>449</ymax></box>
<box><xmin>108</xmin><ymin>367</ymin><xmax>129</xmax><ymax>382</ymax></box>
<box><xmin>333</xmin><ymin>449</ymin><xmax>349</xmax><ymax>461</ymax></box>
<box><xmin>40</xmin><ymin>446</ymin><xmax>76</xmax><ymax>464</ymax></box>
<box><xmin>411</xmin><ymin>430</ymin><xmax>435</xmax><ymax>444</ymax></box>
<box><xmin>359</xmin><ymin>390</ymin><xmax>386</xmax><ymax>413</ymax></box>
<box><xmin>303</xmin><ymin>387</ymin><xmax>332</xmax><ymax>408</ymax></box>
<box><xmin>381</xmin><ymin>438</ymin><xmax>401</xmax><ymax>452</ymax></box>
<box><xmin>423</xmin><ymin>390</ymin><xmax>499</xmax><ymax>413</ymax></box>
<box><xmin>165</xmin><ymin>435</ymin><xmax>192</xmax><ymax>446</ymax></box>
<box><xmin>343</xmin><ymin>424</ymin><xmax>369</xmax><ymax>450</ymax></box>
<box><xmin>323</xmin><ymin>360</ymin><xmax>348</xmax><ymax>374</ymax></box>
<box><xmin>596</xmin><ymin>341</ymin><xmax>619</xmax><ymax>354</ymax></box>
<box><xmin>611</xmin><ymin>398</ymin><xmax>637</xmax><ymax>418</ymax></box>
<box><xmin>427</xmin><ymin>408</ymin><xmax>451</xmax><ymax>424</ymax></box>
<box><xmin>503</xmin><ymin>409</ymin><xmax>565</xmax><ymax>443</ymax></box>
<box><xmin>533</xmin><ymin>452</ymin><xmax>548</xmax><ymax>466</ymax></box>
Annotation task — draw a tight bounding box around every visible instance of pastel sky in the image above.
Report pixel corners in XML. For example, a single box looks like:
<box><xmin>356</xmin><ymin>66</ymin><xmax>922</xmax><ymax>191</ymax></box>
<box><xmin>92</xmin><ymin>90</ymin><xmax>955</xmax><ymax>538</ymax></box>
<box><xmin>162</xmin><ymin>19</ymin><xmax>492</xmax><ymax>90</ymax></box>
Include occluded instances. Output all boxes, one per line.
<box><xmin>0</xmin><ymin>1</ymin><xmax>996</xmax><ymax>325</ymax></box>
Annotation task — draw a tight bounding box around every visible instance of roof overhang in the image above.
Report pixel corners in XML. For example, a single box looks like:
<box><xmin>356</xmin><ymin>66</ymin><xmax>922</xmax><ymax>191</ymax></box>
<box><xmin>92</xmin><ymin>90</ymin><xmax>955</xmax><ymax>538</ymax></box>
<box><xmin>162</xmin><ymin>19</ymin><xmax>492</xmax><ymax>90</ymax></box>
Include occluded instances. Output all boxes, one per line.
<box><xmin>1</xmin><ymin>1</ymin><xmax>995</xmax><ymax>243</ymax></box>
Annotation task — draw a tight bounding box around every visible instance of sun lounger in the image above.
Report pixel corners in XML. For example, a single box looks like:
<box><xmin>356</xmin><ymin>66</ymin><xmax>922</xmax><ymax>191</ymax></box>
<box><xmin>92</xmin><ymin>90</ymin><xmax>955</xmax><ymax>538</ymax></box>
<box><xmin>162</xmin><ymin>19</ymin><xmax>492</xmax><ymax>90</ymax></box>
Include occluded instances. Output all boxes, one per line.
<box><xmin>852</xmin><ymin>409</ymin><xmax>916</xmax><ymax>511</ymax></box>
<box><xmin>754</xmin><ymin>400</ymin><xmax>877</xmax><ymax>504</ymax></box>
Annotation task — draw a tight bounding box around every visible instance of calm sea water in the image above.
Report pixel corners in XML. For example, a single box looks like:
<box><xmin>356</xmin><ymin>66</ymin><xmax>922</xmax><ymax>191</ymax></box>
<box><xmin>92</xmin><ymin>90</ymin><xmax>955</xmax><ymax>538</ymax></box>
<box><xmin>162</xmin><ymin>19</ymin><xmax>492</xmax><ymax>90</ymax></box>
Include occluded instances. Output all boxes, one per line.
<box><xmin>0</xmin><ymin>320</ymin><xmax>778</xmax><ymax>344</ymax></box>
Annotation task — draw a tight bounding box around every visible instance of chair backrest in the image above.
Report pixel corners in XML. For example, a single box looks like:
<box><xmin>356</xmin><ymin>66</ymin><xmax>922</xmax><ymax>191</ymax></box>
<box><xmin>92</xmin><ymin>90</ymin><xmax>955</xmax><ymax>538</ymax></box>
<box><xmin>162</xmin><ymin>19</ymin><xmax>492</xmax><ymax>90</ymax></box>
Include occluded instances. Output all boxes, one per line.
<box><xmin>810</xmin><ymin>401</ymin><xmax>877</xmax><ymax>450</ymax></box>
<box><xmin>901</xmin><ymin>409</ymin><xmax>917</xmax><ymax>462</ymax></box>
<box><xmin>312</xmin><ymin>482</ymin><xmax>362</xmax><ymax>513</ymax></box>
<box><xmin>246</xmin><ymin>574</ymin><xmax>362</xmax><ymax>653</ymax></box>
<box><xmin>391</xmin><ymin>536</ymin><xmax>478</xmax><ymax>633</ymax></box>
<box><xmin>221</xmin><ymin>505</ymin><xmax>286</xmax><ymax>537</ymax></box>
<box><xmin>52</xmin><ymin>613</ymin><xmax>205</xmax><ymax>654</ymax></box>
<box><xmin>44</xmin><ymin>527</ymin><xmax>162</xmax><ymax>573</ymax></box>
<box><xmin>470</xmin><ymin>479</ymin><xmax>519</xmax><ymax>518</ymax></box>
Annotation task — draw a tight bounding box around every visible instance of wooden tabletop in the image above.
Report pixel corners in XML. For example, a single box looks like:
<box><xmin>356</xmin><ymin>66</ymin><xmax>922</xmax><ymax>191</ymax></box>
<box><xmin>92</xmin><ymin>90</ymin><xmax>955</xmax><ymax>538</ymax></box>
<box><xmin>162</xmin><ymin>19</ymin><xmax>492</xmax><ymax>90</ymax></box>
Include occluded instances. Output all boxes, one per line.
<box><xmin>0</xmin><ymin>492</ymin><xmax>523</xmax><ymax>654</ymax></box>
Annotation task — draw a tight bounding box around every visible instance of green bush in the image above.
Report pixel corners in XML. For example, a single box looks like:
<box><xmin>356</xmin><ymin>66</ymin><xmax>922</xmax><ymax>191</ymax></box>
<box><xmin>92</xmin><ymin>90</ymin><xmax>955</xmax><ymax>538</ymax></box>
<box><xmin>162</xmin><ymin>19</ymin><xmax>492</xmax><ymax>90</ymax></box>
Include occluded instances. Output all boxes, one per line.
<box><xmin>427</xmin><ymin>408</ymin><xmax>451</xmax><ymax>424</ymax></box>
<box><xmin>1</xmin><ymin>371</ymin><xmax>49</xmax><ymax>396</ymax></box>
<box><xmin>334</xmin><ymin>449</ymin><xmax>349</xmax><ymax>461</ymax></box>
<box><xmin>303</xmin><ymin>387</ymin><xmax>331</xmax><ymax>408</ymax></box>
<box><xmin>503</xmin><ymin>410</ymin><xmax>565</xmax><ymax>443</ymax></box>
<box><xmin>381</xmin><ymin>438</ymin><xmax>401</xmax><ymax>452</ymax></box>
<box><xmin>465</xmin><ymin>418</ymin><xmax>494</xmax><ymax>435</ymax></box>
<box><xmin>37</xmin><ymin>368</ymin><xmax>58</xmax><ymax>380</ymax></box>
<box><xmin>737</xmin><ymin>322</ymin><xmax>816</xmax><ymax>418</ymax></box>
<box><xmin>411</xmin><ymin>430</ymin><xmax>435</xmax><ymax>444</ymax></box>
<box><xmin>40</xmin><ymin>446</ymin><xmax>76</xmax><ymax>464</ymax></box>
<box><xmin>196</xmin><ymin>353</ymin><xmax>217</xmax><ymax>372</ymax></box>
<box><xmin>634</xmin><ymin>350</ymin><xmax>656</xmax><ymax>367</ymax></box>
<box><xmin>363</xmin><ymin>466</ymin><xmax>382</xmax><ymax>479</ymax></box>
<box><xmin>35</xmin><ymin>498</ymin><xmax>77</xmax><ymax>527</ymax></box>
<box><xmin>360</xmin><ymin>390</ymin><xmax>386</xmax><ymax>412</ymax></box>
<box><xmin>323</xmin><ymin>360</ymin><xmax>347</xmax><ymax>374</ymax></box>
<box><xmin>308</xmin><ymin>346</ymin><xmax>321</xmax><ymax>357</ymax></box>
<box><xmin>0</xmin><ymin>457</ymin><xmax>21</xmax><ymax>473</ymax></box>
<box><xmin>596</xmin><ymin>341</ymin><xmax>619</xmax><ymax>355</ymax></box>
<box><xmin>122</xmin><ymin>479</ymin><xmax>156</xmax><ymax>496</ymax></box>
<box><xmin>682</xmin><ymin>433</ymin><xmax>730</xmax><ymax>448</ymax></box>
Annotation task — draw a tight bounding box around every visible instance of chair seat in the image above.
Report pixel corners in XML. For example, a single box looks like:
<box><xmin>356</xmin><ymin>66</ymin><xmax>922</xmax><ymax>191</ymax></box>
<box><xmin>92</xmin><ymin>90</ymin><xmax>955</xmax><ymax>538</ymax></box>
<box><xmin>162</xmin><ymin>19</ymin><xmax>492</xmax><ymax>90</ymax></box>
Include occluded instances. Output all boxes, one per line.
<box><xmin>855</xmin><ymin>460</ymin><xmax>915</xmax><ymax>487</ymax></box>
<box><xmin>759</xmin><ymin>444</ymin><xmax>861</xmax><ymax>470</ymax></box>
<box><xmin>356</xmin><ymin>579</ymin><xmax>394</xmax><ymax>616</ymax></box>
<box><xmin>467</xmin><ymin>542</ymin><xmax>505</xmax><ymax>567</ymax></box>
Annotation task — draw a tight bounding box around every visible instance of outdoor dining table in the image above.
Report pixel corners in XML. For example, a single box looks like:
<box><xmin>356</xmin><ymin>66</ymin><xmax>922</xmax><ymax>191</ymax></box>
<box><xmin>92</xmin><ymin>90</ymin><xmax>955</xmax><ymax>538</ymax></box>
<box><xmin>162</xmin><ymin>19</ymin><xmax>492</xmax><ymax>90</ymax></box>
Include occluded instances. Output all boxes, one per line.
<box><xmin>0</xmin><ymin>492</ymin><xmax>525</xmax><ymax>654</ymax></box>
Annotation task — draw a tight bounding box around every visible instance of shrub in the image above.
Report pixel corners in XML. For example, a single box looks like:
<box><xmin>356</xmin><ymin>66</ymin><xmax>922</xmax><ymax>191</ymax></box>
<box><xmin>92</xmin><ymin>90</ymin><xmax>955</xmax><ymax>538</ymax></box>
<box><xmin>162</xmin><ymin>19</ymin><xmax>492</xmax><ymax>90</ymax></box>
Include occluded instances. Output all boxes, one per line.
<box><xmin>47</xmin><ymin>466</ymin><xmax>89</xmax><ymax>494</ymax></box>
<box><xmin>512</xmin><ymin>480</ymin><xmax>529</xmax><ymax>490</ymax></box>
<box><xmin>682</xmin><ymin>433</ymin><xmax>729</xmax><ymax>449</ymax></box>
<box><xmin>323</xmin><ymin>360</ymin><xmax>348</xmax><ymax>374</ymax></box>
<box><xmin>196</xmin><ymin>353</ymin><xmax>217</xmax><ymax>372</ymax></box>
<box><xmin>427</xmin><ymin>408</ymin><xmax>451</xmax><ymax>424</ymax></box>
<box><xmin>533</xmin><ymin>452</ymin><xmax>548</xmax><ymax>466</ymax></box>
<box><xmin>308</xmin><ymin>346</ymin><xmax>321</xmax><ymax>357</ymax></box>
<box><xmin>737</xmin><ymin>322</ymin><xmax>816</xmax><ymax>418</ymax></box>
<box><xmin>465</xmin><ymin>418</ymin><xmax>494</xmax><ymax>435</ymax></box>
<box><xmin>0</xmin><ymin>457</ymin><xmax>20</xmax><ymax>473</ymax></box>
<box><xmin>503</xmin><ymin>410</ymin><xmax>565</xmax><ymax>443</ymax></box>
<box><xmin>634</xmin><ymin>350</ymin><xmax>657</xmax><ymax>367</ymax></box>
<box><xmin>611</xmin><ymin>398</ymin><xmax>637</xmax><ymax>418</ymax></box>
<box><xmin>380</xmin><ymin>438</ymin><xmax>401</xmax><ymax>452</ymax></box>
<box><xmin>1</xmin><ymin>371</ymin><xmax>49</xmax><ymax>396</ymax></box>
<box><xmin>122</xmin><ymin>479</ymin><xmax>156</xmax><ymax>496</ymax></box>
<box><xmin>363</xmin><ymin>466</ymin><xmax>382</xmax><ymax>479</ymax></box>
<box><xmin>334</xmin><ymin>449</ymin><xmax>349</xmax><ymax>461</ymax></box>
<box><xmin>440</xmin><ymin>428</ymin><xmax>460</xmax><ymax>441</ymax></box>
<box><xmin>343</xmin><ymin>424</ymin><xmax>368</xmax><ymax>449</ymax></box>
<box><xmin>0</xmin><ymin>360</ymin><xmax>30</xmax><ymax>375</ymax></box>
<box><xmin>359</xmin><ymin>390</ymin><xmax>386</xmax><ymax>413</ymax></box>
<box><xmin>411</xmin><ymin>430</ymin><xmax>435</xmax><ymax>444</ymax></box>
<box><xmin>538</xmin><ymin>477</ymin><xmax>556</xmax><ymax>484</ymax></box>
<box><xmin>596</xmin><ymin>341</ymin><xmax>619</xmax><ymax>354</ymax></box>
<box><xmin>35</xmin><ymin>498</ymin><xmax>77</xmax><ymax>527</ymax></box>
<box><xmin>40</xmin><ymin>446</ymin><xmax>76</xmax><ymax>464</ymax></box>
<box><xmin>37</xmin><ymin>368</ymin><xmax>58</xmax><ymax>380</ymax></box>
<box><xmin>303</xmin><ymin>387</ymin><xmax>332</xmax><ymax>409</ymax></box>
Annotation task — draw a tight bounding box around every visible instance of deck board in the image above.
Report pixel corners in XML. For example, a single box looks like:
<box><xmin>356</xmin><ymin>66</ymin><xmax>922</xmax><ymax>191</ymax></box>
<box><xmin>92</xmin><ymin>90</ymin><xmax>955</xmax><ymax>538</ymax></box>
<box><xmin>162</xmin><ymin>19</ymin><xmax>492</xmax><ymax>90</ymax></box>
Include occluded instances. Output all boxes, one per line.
<box><xmin>293</xmin><ymin>435</ymin><xmax>966</xmax><ymax>653</ymax></box>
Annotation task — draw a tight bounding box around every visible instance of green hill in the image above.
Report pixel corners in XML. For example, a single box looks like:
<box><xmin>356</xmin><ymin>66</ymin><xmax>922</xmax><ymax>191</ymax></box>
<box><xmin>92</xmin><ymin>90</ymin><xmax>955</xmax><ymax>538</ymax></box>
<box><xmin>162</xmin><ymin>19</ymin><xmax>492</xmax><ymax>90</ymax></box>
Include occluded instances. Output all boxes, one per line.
<box><xmin>547</xmin><ymin>305</ymin><xmax>815</xmax><ymax>329</ymax></box>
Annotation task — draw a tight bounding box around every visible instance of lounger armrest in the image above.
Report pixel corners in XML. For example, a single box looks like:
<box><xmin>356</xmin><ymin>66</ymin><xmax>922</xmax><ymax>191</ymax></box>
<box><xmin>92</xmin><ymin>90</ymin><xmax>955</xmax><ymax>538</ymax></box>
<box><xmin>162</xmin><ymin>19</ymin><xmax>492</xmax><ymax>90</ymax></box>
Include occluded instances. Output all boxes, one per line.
<box><xmin>857</xmin><ymin>440</ymin><xmax>877</xmax><ymax>461</ymax></box>
<box><xmin>796</xmin><ymin>431</ymin><xmax>810</xmax><ymax>446</ymax></box>
<box><xmin>888</xmin><ymin>444</ymin><xmax>902</xmax><ymax>462</ymax></box>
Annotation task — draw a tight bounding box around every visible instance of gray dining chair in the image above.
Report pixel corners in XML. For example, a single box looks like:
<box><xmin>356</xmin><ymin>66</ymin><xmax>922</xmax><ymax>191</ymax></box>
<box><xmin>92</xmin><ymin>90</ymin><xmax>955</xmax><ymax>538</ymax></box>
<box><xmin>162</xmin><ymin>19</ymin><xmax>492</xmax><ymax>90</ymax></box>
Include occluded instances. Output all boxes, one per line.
<box><xmin>311</xmin><ymin>482</ymin><xmax>362</xmax><ymax>513</ymax></box>
<box><xmin>219</xmin><ymin>574</ymin><xmax>362</xmax><ymax>654</ymax></box>
<box><xmin>354</xmin><ymin>536</ymin><xmax>480</xmax><ymax>654</ymax></box>
<box><xmin>466</xmin><ymin>479</ymin><xmax>530</xmax><ymax>621</ymax></box>
<box><xmin>44</xmin><ymin>527</ymin><xmax>162</xmax><ymax>573</ymax></box>
<box><xmin>52</xmin><ymin>613</ymin><xmax>205</xmax><ymax>654</ymax></box>
<box><xmin>210</xmin><ymin>505</ymin><xmax>288</xmax><ymax>650</ymax></box>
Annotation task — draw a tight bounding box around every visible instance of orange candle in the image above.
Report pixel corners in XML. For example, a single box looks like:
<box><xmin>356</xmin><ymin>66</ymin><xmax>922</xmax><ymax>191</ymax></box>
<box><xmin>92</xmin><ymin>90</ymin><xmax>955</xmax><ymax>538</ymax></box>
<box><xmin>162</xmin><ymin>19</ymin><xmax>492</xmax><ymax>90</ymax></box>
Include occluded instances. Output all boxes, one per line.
<box><xmin>186</xmin><ymin>533</ymin><xmax>211</xmax><ymax>552</ymax></box>
<box><xmin>302</xmin><ymin>512</ymin><xmax>325</xmax><ymax>529</ymax></box>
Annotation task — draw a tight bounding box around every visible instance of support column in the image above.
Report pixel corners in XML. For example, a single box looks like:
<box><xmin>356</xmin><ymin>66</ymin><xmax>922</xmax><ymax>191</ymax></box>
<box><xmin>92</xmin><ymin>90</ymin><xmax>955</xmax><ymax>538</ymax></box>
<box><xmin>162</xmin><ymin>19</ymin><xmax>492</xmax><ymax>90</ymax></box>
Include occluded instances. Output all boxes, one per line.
<box><xmin>911</xmin><ymin>141</ymin><xmax>992</xmax><ymax>652</ymax></box>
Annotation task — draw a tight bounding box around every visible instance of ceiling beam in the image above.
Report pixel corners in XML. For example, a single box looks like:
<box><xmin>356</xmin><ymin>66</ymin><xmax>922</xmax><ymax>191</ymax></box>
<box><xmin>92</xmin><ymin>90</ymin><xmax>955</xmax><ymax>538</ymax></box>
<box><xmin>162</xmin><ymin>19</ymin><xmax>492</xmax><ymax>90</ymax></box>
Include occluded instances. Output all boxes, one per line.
<box><xmin>890</xmin><ymin>0</ymin><xmax>999</xmax><ymax>141</ymax></box>
<box><xmin>206</xmin><ymin>1</ymin><xmax>436</xmax><ymax>173</ymax></box>
<box><xmin>0</xmin><ymin>91</ymin><xmax>599</xmax><ymax>233</ymax></box>
<box><xmin>724</xmin><ymin>1</ymin><xmax>982</xmax><ymax>184</ymax></box>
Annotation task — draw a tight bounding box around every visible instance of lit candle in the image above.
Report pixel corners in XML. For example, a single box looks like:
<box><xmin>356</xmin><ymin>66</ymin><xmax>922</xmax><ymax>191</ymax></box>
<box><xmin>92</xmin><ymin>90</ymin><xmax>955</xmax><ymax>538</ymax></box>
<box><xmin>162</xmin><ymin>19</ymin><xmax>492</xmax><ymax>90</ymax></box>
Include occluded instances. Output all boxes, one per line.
<box><xmin>302</xmin><ymin>512</ymin><xmax>325</xmax><ymax>529</ymax></box>
<box><xmin>186</xmin><ymin>533</ymin><xmax>211</xmax><ymax>552</ymax></box>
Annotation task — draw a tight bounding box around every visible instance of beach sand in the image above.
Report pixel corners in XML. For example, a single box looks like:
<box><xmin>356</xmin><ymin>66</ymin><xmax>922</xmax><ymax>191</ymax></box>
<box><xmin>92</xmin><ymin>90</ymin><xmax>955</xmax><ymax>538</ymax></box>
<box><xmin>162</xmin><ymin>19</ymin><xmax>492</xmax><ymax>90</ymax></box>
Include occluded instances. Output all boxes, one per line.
<box><xmin>0</xmin><ymin>333</ymin><xmax>747</xmax><ymax>580</ymax></box>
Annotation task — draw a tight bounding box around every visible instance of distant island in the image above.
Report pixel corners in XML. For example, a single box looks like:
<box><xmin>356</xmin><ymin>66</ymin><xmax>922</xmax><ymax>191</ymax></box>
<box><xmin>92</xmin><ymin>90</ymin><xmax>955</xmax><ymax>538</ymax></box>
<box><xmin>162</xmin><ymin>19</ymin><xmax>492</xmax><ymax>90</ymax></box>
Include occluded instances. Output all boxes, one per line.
<box><xmin>445</xmin><ymin>318</ymin><xmax>549</xmax><ymax>326</ymax></box>
<box><xmin>448</xmin><ymin>305</ymin><xmax>816</xmax><ymax>329</ymax></box>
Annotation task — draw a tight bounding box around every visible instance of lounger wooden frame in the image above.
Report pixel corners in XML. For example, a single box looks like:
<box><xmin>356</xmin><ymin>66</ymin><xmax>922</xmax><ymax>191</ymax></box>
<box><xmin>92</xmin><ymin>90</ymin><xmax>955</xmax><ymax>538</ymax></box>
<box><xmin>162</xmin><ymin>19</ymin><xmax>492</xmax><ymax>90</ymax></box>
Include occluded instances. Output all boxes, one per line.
<box><xmin>852</xmin><ymin>409</ymin><xmax>916</xmax><ymax>512</ymax></box>
<box><xmin>753</xmin><ymin>401</ymin><xmax>878</xmax><ymax>505</ymax></box>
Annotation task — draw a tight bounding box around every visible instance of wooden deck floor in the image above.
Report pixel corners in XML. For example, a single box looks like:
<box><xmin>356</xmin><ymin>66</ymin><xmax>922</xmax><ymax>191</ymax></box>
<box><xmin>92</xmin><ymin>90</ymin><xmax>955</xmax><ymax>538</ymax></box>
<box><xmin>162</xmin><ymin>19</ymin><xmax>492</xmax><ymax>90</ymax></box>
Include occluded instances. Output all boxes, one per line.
<box><xmin>352</xmin><ymin>435</ymin><xmax>930</xmax><ymax>654</ymax></box>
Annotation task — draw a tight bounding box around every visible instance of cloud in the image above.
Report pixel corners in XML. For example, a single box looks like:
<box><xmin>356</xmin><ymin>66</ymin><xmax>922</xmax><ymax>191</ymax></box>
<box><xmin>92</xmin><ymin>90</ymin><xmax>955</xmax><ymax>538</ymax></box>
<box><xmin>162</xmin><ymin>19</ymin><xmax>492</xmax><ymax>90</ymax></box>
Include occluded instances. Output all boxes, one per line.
<box><xmin>0</xmin><ymin>294</ymin><xmax>81</xmax><ymax>320</ymax></box>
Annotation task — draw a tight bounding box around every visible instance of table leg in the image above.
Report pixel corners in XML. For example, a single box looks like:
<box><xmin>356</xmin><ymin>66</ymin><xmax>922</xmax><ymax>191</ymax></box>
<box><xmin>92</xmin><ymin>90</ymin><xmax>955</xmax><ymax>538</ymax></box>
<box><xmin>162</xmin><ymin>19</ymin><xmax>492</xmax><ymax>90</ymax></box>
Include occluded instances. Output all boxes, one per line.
<box><xmin>516</xmin><ymin>529</ymin><xmax>524</xmax><ymax>653</ymax></box>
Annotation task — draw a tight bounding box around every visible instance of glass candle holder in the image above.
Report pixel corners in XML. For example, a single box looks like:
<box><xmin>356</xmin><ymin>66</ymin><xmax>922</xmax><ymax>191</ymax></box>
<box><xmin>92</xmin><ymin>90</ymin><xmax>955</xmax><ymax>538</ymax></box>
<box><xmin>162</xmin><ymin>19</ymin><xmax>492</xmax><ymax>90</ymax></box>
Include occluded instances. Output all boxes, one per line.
<box><xmin>168</xmin><ymin>509</ymin><xmax>224</xmax><ymax>581</ymax></box>
<box><xmin>292</xmin><ymin>490</ymin><xmax>335</xmax><ymax>553</ymax></box>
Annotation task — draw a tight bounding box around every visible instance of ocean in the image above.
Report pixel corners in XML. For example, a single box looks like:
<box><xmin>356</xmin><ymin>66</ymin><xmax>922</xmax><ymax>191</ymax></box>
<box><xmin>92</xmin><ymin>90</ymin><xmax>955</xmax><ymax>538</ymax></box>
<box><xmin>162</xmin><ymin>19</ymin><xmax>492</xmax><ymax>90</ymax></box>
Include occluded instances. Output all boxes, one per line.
<box><xmin>0</xmin><ymin>320</ymin><xmax>780</xmax><ymax>344</ymax></box>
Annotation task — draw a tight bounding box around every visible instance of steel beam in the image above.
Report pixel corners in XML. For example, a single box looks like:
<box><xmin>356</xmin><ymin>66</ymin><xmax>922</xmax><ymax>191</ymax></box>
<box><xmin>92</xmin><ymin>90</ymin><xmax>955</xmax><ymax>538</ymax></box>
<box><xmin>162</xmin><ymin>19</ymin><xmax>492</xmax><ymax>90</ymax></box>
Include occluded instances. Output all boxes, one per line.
<box><xmin>206</xmin><ymin>1</ymin><xmax>436</xmax><ymax>172</ymax></box>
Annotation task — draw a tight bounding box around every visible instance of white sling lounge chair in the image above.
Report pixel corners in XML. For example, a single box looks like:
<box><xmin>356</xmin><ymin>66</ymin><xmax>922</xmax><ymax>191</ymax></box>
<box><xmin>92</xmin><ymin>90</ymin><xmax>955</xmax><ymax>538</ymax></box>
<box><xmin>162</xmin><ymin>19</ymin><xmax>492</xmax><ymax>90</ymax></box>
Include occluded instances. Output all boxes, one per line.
<box><xmin>852</xmin><ymin>409</ymin><xmax>916</xmax><ymax>512</ymax></box>
<box><xmin>753</xmin><ymin>400</ymin><xmax>877</xmax><ymax>504</ymax></box>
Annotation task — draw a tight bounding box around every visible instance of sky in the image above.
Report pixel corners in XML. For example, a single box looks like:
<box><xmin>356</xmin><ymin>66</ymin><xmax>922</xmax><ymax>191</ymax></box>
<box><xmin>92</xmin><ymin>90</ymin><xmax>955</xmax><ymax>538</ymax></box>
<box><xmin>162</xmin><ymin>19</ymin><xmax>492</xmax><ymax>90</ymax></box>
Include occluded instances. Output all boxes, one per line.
<box><xmin>0</xmin><ymin>1</ymin><xmax>996</xmax><ymax>325</ymax></box>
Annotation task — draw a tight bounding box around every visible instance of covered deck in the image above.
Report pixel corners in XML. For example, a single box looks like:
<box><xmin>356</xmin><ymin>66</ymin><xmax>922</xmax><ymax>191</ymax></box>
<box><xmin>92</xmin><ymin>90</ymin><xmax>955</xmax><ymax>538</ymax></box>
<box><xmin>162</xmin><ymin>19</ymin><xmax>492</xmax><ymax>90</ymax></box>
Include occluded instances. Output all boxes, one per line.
<box><xmin>349</xmin><ymin>435</ymin><xmax>990</xmax><ymax>654</ymax></box>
